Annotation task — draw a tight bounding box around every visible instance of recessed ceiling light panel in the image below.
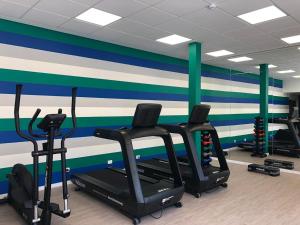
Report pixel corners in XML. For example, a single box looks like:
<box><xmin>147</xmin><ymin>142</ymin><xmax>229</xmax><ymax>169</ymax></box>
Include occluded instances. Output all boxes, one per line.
<box><xmin>156</xmin><ymin>34</ymin><xmax>191</xmax><ymax>45</ymax></box>
<box><xmin>238</xmin><ymin>6</ymin><xmax>286</xmax><ymax>24</ymax></box>
<box><xmin>76</xmin><ymin>8</ymin><xmax>122</xmax><ymax>26</ymax></box>
<box><xmin>277</xmin><ymin>70</ymin><xmax>295</xmax><ymax>74</ymax></box>
<box><xmin>293</xmin><ymin>75</ymin><xmax>300</xmax><ymax>78</ymax></box>
<box><xmin>282</xmin><ymin>35</ymin><xmax>300</xmax><ymax>44</ymax></box>
<box><xmin>228</xmin><ymin>56</ymin><xmax>253</xmax><ymax>62</ymax></box>
<box><xmin>206</xmin><ymin>50</ymin><xmax>234</xmax><ymax>57</ymax></box>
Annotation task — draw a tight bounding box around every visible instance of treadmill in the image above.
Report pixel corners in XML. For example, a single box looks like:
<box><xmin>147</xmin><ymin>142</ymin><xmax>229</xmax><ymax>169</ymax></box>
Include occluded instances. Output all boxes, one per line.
<box><xmin>137</xmin><ymin>105</ymin><xmax>230</xmax><ymax>198</ymax></box>
<box><xmin>71</xmin><ymin>104</ymin><xmax>184</xmax><ymax>225</ymax></box>
<box><xmin>239</xmin><ymin>118</ymin><xmax>300</xmax><ymax>158</ymax></box>
<box><xmin>269</xmin><ymin>118</ymin><xmax>300</xmax><ymax>158</ymax></box>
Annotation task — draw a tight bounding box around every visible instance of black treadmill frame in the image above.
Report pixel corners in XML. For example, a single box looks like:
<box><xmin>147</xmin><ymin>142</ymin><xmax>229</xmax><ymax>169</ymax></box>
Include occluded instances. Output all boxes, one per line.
<box><xmin>269</xmin><ymin>118</ymin><xmax>300</xmax><ymax>157</ymax></box>
<box><xmin>93</xmin><ymin>126</ymin><xmax>183</xmax><ymax>203</ymax></box>
<box><xmin>137</xmin><ymin>104</ymin><xmax>230</xmax><ymax>197</ymax></box>
<box><xmin>71</xmin><ymin>104</ymin><xmax>184</xmax><ymax>224</ymax></box>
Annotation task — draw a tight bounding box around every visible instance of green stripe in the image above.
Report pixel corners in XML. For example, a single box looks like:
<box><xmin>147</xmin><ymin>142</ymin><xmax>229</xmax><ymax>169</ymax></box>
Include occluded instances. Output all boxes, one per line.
<box><xmin>0</xmin><ymin>19</ymin><xmax>284</xmax><ymax>91</ymax></box>
<box><xmin>203</xmin><ymin>90</ymin><xmax>258</xmax><ymax>99</ymax></box>
<box><xmin>0</xmin><ymin>144</ymin><xmax>185</xmax><ymax>181</ymax></box>
<box><xmin>0</xmin><ymin>67</ymin><xmax>287</xmax><ymax>100</ymax></box>
<box><xmin>0</xmin><ymin>129</ymin><xmax>288</xmax><ymax>181</ymax></box>
<box><xmin>0</xmin><ymin>113</ymin><xmax>288</xmax><ymax>131</ymax></box>
<box><xmin>270</xmin><ymin>95</ymin><xmax>289</xmax><ymax>102</ymax></box>
<box><xmin>203</xmin><ymin>64</ymin><xmax>259</xmax><ymax>80</ymax></box>
<box><xmin>0</xmin><ymin>116</ymin><xmax>189</xmax><ymax>131</ymax></box>
<box><xmin>204</xmin><ymin>90</ymin><xmax>288</xmax><ymax>101</ymax></box>
<box><xmin>0</xmin><ymin>68</ymin><xmax>187</xmax><ymax>95</ymax></box>
<box><xmin>0</xmin><ymin>19</ymin><xmax>187</xmax><ymax>67</ymax></box>
<box><xmin>0</xmin><ymin>133</ymin><xmax>259</xmax><ymax>181</ymax></box>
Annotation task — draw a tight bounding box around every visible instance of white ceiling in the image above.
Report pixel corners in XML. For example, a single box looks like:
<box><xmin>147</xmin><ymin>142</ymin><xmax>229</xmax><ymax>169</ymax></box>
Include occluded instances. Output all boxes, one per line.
<box><xmin>1</xmin><ymin>0</ymin><xmax>300</xmax><ymax>80</ymax></box>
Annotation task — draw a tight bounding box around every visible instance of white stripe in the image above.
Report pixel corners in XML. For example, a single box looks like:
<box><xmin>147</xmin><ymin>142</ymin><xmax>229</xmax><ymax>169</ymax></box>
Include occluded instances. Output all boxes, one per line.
<box><xmin>203</xmin><ymin>77</ymin><xmax>259</xmax><ymax>94</ymax></box>
<box><xmin>0</xmin><ymin>106</ymin><xmax>188</xmax><ymax>118</ymax></box>
<box><xmin>269</xmin><ymin>86</ymin><xmax>288</xmax><ymax>97</ymax></box>
<box><xmin>0</xmin><ymin>134</ymin><xmax>184</xmax><ymax>167</ymax></box>
<box><xmin>0</xmin><ymin>44</ymin><xmax>187</xmax><ymax>87</ymax></box>
<box><xmin>0</xmin><ymin>94</ymin><xmax>187</xmax><ymax>108</ymax></box>
<box><xmin>1</xmin><ymin>100</ymin><xmax>287</xmax><ymax>118</ymax></box>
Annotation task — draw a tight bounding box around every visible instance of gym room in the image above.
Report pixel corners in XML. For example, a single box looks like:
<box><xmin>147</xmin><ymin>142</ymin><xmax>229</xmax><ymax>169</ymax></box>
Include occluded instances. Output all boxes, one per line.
<box><xmin>0</xmin><ymin>0</ymin><xmax>300</xmax><ymax>224</ymax></box>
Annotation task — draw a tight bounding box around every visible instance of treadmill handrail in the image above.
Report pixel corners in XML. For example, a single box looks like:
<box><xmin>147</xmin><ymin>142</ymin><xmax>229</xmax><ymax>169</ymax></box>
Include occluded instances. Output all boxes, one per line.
<box><xmin>160</xmin><ymin>122</ymin><xmax>229</xmax><ymax>173</ymax></box>
<box><xmin>159</xmin><ymin>124</ymin><xmax>185</xmax><ymax>134</ymax></box>
<box><xmin>159</xmin><ymin>123</ymin><xmax>207</xmax><ymax>182</ymax></box>
<box><xmin>94</xmin><ymin>128</ymin><xmax>124</xmax><ymax>141</ymax></box>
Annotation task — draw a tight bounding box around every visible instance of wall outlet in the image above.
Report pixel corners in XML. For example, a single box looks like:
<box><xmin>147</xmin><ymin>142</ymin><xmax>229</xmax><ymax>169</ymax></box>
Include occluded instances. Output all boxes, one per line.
<box><xmin>107</xmin><ymin>160</ymin><xmax>113</xmax><ymax>165</ymax></box>
<box><xmin>136</xmin><ymin>155</ymin><xmax>141</xmax><ymax>159</ymax></box>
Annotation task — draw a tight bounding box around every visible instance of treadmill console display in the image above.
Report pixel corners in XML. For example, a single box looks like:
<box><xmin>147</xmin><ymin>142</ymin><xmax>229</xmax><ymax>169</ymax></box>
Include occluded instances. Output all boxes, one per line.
<box><xmin>189</xmin><ymin>104</ymin><xmax>211</xmax><ymax>124</ymax></box>
<box><xmin>132</xmin><ymin>103</ymin><xmax>162</xmax><ymax>128</ymax></box>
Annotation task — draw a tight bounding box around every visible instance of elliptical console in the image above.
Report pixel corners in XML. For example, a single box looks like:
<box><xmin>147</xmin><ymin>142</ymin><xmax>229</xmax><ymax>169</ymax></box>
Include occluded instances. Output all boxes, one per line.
<box><xmin>4</xmin><ymin>84</ymin><xmax>77</xmax><ymax>225</ymax></box>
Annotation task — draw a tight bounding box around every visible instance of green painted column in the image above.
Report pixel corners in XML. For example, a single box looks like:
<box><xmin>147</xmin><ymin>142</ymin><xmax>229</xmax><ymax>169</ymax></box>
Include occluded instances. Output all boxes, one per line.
<box><xmin>260</xmin><ymin>64</ymin><xmax>269</xmax><ymax>153</ymax></box>
<box><xmin>189</xmin><ymin>42</ymin><xmax>202</xmax><ymax>157</ymax></box>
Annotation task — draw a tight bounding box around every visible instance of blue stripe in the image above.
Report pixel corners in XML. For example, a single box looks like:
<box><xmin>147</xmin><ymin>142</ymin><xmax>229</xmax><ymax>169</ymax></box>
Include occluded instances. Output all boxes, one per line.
<box><xmin>0</xmin><ymin>152</ymin><xmax>178</xmax><ymax>194</ymax></box>
<box><xmin>202</xmin><ymin>96</ymin><xmax>258</xmax><ymax>103</ymax></box>
<box><xmin>0</xmin><ymin>31</ymin><xmax>187</xmax><ymax>74</ymax></box>
<box><xmin>0</xmin><ymin>81</ymin><xmax>287</xmax><ymax>105</ymax></box>
<box><xmin>0</xmin><ymin>81</ymin><xmax>188</xmax><ymax>101</ymax></box>
<box><xmin>203</xmin><ymin>71</ymin><xmax>282</xmax><ymax>88</ymax></box>
<box><xmin>0</xmin><ymin>31</ymin><xmax>282</xmax><ymax>88</ymax></box>
<box><xmin>0</xmin><ymin>119</ymin><xmax>255</xmax><ymax>144</ymax></box>
<box><xmin>211</xmin><ymin>119</ymin><xmax>253</xmax><ymax>126</ymax></box>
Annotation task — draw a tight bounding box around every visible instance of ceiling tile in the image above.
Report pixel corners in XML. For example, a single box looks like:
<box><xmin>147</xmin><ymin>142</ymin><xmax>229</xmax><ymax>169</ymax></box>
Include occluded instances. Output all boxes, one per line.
<box><xmin>224</xmin><ymin>27</ymin><xmax>266</xmax><ymax>41</ymax></box>
<box><xmin>218</xmin><ymin>0</ymin><xmax>273</xmax><ymax>16</ymax></box>
<box><xmin>136</xmin><ymin>0</ymin><xmax>163</xmax><ymax>6</ymax></box>
<box><xmin>22</xmin><ymin>9</ymin><xmax>69</xmax><ymax>27</ymax></box>
<box><xmin>183</xmin><ymin>8</ymin><xmax>248</xmax><ymax>33</ymax></box>
<box><xmin>156</xmin><ymin>18</ymin><xmax>208</xmax><ymax>39</ymax></box>
<box><xmin>70</xmin><ymin>0</ymin><xmax>103</xmax><ymax>6</ymax></box>
<box><xmin>35</xmin><ymin>0</ymin><xmax>89</xmax><ymax>18</ymax></box>
<box><xmin>2</xmin><ymin>0</ymin><xmax>39</xmax><ymax>7</ymax></box>
<box><xmin>92</xmin><ymin>27</ymin><xmax>160</xmax><ymax>52</ymax></box>
<box><xmin>107</xmin><ymin>18</ymin><xmax>171</xmax><ymax>40</ymax></box>
<box><xmin>128</xmin><ymin>7</ymin><xmax>176</xmax><ymax>26</ymax></box>
<box><xmin>154</xmin><ymin>0</ymin><xmax>207</xmax><ymax>16</ymax></box>
<box><xmin>247</xmin><ymin>37</ymin><xmax>287</xmax><ymax>52</ymax></box>
<box><xmin>270</xmin><ymin>25</ymin><xmax>300</xmax><ymax>38</ymax></box>
<box><xmin>0</xmin><ymin>1</ymin><xmax>29</xmax><ymax>19</ymax></box>
<box><xmin>205</xmin><ymin>0</ymin><xmax>227</xmax><ymax>3</ymax></box>
<box><xmin>90</xmin><ymin>27</ymin><xmax>124</xmax><ymax>43</ymax></box>
<box><xmin>254</xmin><ymin>16</ymin><xmax>299</xmax><ymax>33</ymax></box>
<box><xmin>94</xmin><ymin>0</ymin><xmax>148</xmax><ymax>17</ymax></box>
<box><xmin>60</xmin><ymin>19</ymin><xmax>101</xmax><ymax>34</ymax></box>
<box><xmin>273</xmin><ymin>0</ymin><xmax>300</xmax><ymax>23</ymax></box>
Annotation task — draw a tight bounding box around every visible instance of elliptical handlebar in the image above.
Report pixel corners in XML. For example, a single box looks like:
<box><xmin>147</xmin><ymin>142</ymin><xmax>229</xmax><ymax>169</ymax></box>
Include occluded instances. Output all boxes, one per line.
<box><xmin>15</xmin><ymin>85</ymin><xmax>77</xmax><ymax>148</ymax></box>
<box><xmin>61</xmin><ymin>87</ymin><xmax>77</xmax><ymax>147</ymax></box>
<box><xmin>28</xmin><ymin>108</ymin><xmax>47</xmax><ymax>138</ymax></box>
<box><xmin>14</xmin><ymin>85</ymin><xmax>38</xmax><ymax>151</ymax></box>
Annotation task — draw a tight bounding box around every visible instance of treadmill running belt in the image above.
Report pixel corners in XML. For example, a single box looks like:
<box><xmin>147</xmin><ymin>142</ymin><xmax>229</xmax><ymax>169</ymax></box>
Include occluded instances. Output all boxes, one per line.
<box><xmin>140</xmin><ymin>159</ymin><xmax>193</xmax><ymax>178</ymax></box>
<box><xmin>85</xmin><ymin>168</ymin><xmax>175</xmax><ymax>197</ymax></box>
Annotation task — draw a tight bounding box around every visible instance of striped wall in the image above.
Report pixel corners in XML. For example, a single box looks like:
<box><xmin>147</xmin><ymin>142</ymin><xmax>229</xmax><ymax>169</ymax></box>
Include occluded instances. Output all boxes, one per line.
<box><xmin>0</xmin><ymin>19</ymin><xmax>288</xmax><ymax>194</ymax></box>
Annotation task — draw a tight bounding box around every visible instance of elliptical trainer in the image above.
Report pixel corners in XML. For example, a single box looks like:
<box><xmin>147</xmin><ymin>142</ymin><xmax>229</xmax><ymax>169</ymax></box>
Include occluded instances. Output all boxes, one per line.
<box><xmin>5</xmin><ymin>84</ymin><xmax>77</xmax><ymax>225</ymax></box>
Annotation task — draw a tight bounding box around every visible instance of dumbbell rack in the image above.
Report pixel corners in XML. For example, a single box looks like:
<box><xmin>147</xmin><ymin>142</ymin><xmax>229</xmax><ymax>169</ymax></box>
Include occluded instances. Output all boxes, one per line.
<box><xmin>252</xmin><ymin>117</ymin><xmax>267</xmax><ymax>158</ymax></box>
<box><xmin>201</xmin><ymin>131</ymin><xmax>213</xmax><ymax>167</ymax></box>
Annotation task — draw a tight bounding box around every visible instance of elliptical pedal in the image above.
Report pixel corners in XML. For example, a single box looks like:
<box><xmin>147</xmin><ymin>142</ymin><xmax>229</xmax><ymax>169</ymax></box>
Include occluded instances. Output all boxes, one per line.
<box><xmin>248</xmin><ymin>163</ymin><xmax>280</xmax><ymax>176</ymax></box>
